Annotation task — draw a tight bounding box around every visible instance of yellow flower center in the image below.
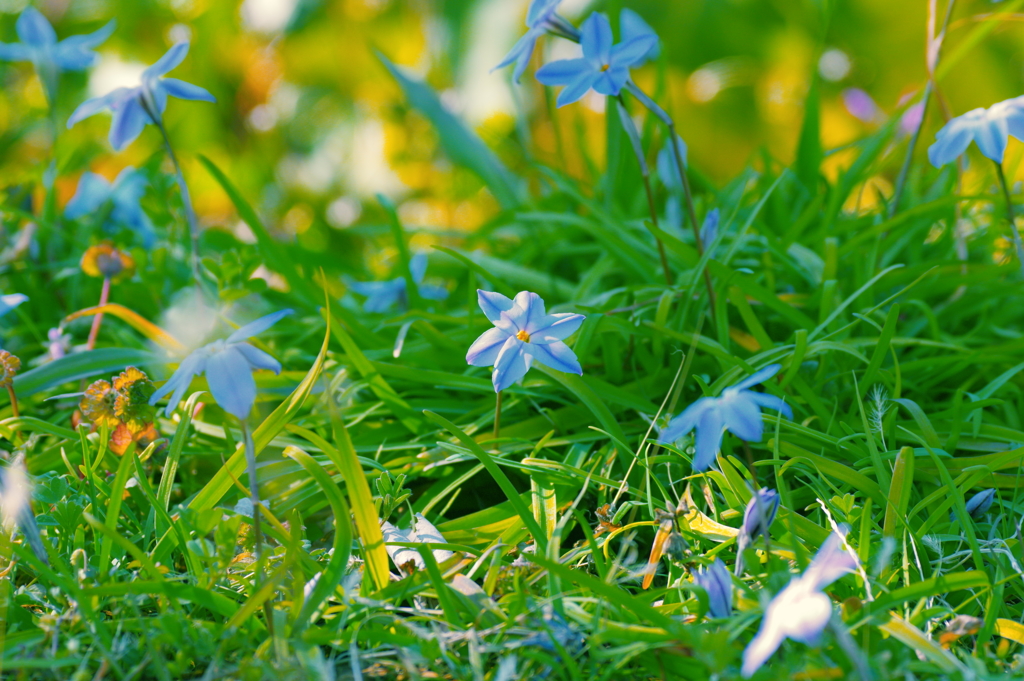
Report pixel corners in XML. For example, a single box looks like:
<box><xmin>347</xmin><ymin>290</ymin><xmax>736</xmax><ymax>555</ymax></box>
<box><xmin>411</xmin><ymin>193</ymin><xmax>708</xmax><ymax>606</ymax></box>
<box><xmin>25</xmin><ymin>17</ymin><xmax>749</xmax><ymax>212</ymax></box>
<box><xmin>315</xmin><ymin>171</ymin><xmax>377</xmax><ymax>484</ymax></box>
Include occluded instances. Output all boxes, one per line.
<box><xmin>600</xmin><ymin>63</ymin><xmax>610</xmax><ymax>72</ymax></box>
<box><xmin>516</xmin><ymin>330</ymin><xmax>531</xmax><ymax>343</ymax></box>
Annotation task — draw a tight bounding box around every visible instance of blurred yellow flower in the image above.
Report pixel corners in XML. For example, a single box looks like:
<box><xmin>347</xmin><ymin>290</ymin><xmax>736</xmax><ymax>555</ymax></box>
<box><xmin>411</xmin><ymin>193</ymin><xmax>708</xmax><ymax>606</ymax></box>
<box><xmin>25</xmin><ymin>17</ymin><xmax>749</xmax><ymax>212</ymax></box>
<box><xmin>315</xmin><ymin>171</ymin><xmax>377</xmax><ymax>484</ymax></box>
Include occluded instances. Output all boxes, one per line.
<box><xmin>81</xmin><ymin>243</ymin><xmax>135</xmax><ymax>281</ymax></box>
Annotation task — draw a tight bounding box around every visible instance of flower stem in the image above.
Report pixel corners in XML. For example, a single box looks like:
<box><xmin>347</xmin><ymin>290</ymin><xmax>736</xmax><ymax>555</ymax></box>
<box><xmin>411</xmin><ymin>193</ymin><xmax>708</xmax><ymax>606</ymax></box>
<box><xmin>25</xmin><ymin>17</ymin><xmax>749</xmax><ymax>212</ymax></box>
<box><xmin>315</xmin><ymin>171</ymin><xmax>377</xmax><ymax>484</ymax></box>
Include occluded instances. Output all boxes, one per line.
<box><xmin>995</xmin><ymin>161</ymin><xmax>1024</xmax><ymax>278</ymax></box>
<box><xmin>889</xmin><ymin>0</ymin><xmax>957</xmax><ymax>218</ymax></box>
<box><xmin>140</xmin><ymin>100</ymin><xmax>203</xmax><ymax>285</ymax></box>
<box><xmin>494</xmin><ymin>391</ymin><xmax>502</xmax><ymax>441</ymax></box>
<box><xmin>86</xmin><ymin>277</ymin><xmax>111</xmax><ymax>351</ymax></box>
<box><xmin>625</xmin><ymin>83</ymin><xmax>716</xmax><ymax>312</ymax></box>
<box><xmin>241</xmin><ymin>420</ymin><xmax>273</xmax><ymax>631</ymax></box>
<box><xmin>616</xmin><ymin>96</ymin><xmax>672</xmax><ymax>285</ymax></box>
<box><xmin>6</xmin><ymin>385</ymin><xmax>18</xmax><ymax>420</ymax></box>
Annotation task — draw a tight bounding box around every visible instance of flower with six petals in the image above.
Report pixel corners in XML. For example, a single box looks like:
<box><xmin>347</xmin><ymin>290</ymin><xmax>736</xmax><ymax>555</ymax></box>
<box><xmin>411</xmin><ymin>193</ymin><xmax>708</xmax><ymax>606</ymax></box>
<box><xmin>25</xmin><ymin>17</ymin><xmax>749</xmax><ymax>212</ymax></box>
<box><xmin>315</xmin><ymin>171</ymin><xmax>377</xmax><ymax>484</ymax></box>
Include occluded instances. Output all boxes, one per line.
<box><xmin>347</xmin><ymin>253</ymin><xmax>447</xmax><ymax>313</ymax></box>
<box><xmin>535</xmin><ymin>12</ymin><xmax>658</xmax><ymax>107</ymax></box>
<box><xmin>741</xmin><ymin>532</ymin><xmax>859</xmax><ymax>677</ymax></box>
<box><xmin>66</xmin><ymin>167</ymin><xmax>156</xmax><ymax>246</ymax></box>
<box><xmin>494</xmin><ymin>0</ymin><xmax>577</xmax><ymax>84</ymax></box>
<box><xmin>149</xmin><ymin>309</ymin><xmax>291</xmax><ymax>420</ymax></box>
<box><xmin>658</xmin><ymin>364</ymin><xmax>791</xmax><ymax>472</ymax></box>
<box><xmin>466</xmin><ymin>290</ymin><xmax>585</xmax><ymax>393</ymax></box>
<box><xmin>928</xmin><ymin>96</ymin><xmax>1024</xmax><ymax>167</ymax></box>
<box><xmin>0</xmin><ymin>8</ymin><xmax>113</xmax><ymax>103</ymax></box>
<box><xmin>68</xmin><ymin>41</ymin><xmax>215</xmax><ymax>151</ymax></box>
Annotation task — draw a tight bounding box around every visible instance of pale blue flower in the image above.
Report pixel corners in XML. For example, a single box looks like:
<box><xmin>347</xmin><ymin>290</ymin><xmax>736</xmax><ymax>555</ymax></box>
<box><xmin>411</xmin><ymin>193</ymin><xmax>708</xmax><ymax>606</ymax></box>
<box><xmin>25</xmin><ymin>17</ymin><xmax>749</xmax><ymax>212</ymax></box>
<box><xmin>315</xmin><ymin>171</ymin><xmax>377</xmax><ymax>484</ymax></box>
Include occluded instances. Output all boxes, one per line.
<box><xmin>68</xmin><ymin>42</ymin><xmax>215</xmax><ymax>151</ymax></box>
<box><xmin>693</xmin><ymin>558</ymin><xmax>732</xmax><ymax>618</ymax></box>
<box><xmin>149</xmin><ymin>309</ymin><xmax>291</xmax><ymax>420</ymax></box>
<box><xmin>659</xmin><ymin>364</ymin><xmax>791</xmax><ymax>472</ymax></box>
<box><xmin>928</xmin><ymin>96</ymin><xmax>1024</xmax><ymax>167</ymax></box>
<box><xmin>466</xmin><ymin>290</ymin><xmax>585</xmax><ymax>393</ymax></box>
<box><xmin>742</xmin><ymin>532</ymin><xmax>858</xmax><ymax>677</ymax></box>
<box><xmin>65</xmin><ymin>167</ymin><xmax>155</xmax><ymax>246</ymax></box>
<box><xmin>736</xmin><ymin>488</ymin><xmax>780</xmax><ymax>575</ymax></box>
<box><xmin>348</xmin><ymin>253</ymin><xmax>447</xmax><ymax>313</ymax></box>
<box><xmin>494</xmin><ymin>0</ymin><xmax>578</xmax><ymax>84</ymax></box>
<box><xmin>535</xmin><ymin>12</ymin><xmax>658</xmax><ymax>107</ymax></box>
<box><xmin>0</xmin><ymin>294</ymin><xmax>28</xmax><ymax>321</ymax></box>
<box><xmin>0</xmin><ymin>8</ymin><xmax>114</xmax><ymax>102</ymax></box>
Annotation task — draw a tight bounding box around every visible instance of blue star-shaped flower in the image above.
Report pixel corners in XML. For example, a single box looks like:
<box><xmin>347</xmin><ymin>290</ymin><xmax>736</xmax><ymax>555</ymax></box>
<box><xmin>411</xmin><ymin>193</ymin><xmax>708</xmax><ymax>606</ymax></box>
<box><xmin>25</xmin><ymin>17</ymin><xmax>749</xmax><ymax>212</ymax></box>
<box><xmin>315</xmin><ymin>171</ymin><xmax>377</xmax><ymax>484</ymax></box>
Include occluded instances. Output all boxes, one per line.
<box><xmin>149</xmin><ymin>309</ymin><xmax>291</xmax><ymax>420</ymax></box>
<box><xmin>742</xmin><ymin>532</ymin><xmax>858</xmax><ymax>677</ymax></box>
<box><xmin>347</xmin><ymin>253</ymin><xmax>448</xmax><ymax>313</ymax></box>
<box><xmin>466</xmin><ymin>290</ymin><xmax>585</xmax><ymax>393</ymax></box>
<box><xmin>658</xmin><ymin>364</ymin><xmax>792</xmax><ymax>472</ymax></box>
<box><xmin>67</xmin><ymin>41</ymin><xmax>215</xmax><ymax>151</ymax></box>
<box><xmin>928</xmin><ymin>96</ymin><xmax>1024</xmax><ymax>167</ymax></box>
<box><xmin>65</xmin><ymin>167</ymin><xmax>156</xmax><ymax>246</ymax></box>
<box><xmin>494</xmin><ymin>0</ymin><xmax>574</xmax><ymax>84</ymax></box>
<box><xmin>535</xmin><ymin>11</ymin><xmax>658</xmax><ymax>107</ymax></box>
<box><xmin>0</xmin><ymin>8</ymin><xmax>114</xmax><ymax>102</ymax></box>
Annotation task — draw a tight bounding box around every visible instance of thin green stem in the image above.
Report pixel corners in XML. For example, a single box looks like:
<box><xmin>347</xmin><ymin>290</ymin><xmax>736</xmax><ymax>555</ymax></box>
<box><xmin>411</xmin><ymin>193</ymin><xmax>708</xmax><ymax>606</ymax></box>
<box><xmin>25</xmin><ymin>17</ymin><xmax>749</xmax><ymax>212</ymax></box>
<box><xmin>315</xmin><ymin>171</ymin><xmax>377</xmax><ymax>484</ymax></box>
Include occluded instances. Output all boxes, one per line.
<box><xmin>241</xmin><ymin>420</ymin><xmax>273</xmax><ymax>632</ymax></box>
<box><xmin>615</xmin><ymin>96</ymin><xmax>672</xmax><ymax>285</ymax></box>
<box><xmin>139</xmin><ymin>99</ymin><xmax>203</xmax><ymax>284</ymax></box>
<box><xmin>494</xmin><ymin>391</ymin><xmax>502</xmax><ymax>441</ymax></box>
<box><xmin>994</xmin><ymin>161</ymin><xmax>1024</xmax><ymax>278</ymax></box>
<box><xmin>625</xmin><ymin>83</ymin><xmax>716</xmax><ymax>313</ymax></box>
<box><xmin>889</xmin><ymin>0</ymin><xmax>956</xmax><ymax>218</ymax></box>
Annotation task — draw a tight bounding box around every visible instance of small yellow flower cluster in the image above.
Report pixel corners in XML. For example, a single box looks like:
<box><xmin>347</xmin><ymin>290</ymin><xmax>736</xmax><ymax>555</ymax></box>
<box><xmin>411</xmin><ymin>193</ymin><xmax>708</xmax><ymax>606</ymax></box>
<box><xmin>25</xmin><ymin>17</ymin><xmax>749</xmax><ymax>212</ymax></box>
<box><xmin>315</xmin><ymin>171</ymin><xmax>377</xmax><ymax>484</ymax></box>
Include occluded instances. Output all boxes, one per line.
<box><xmin>80</xmin><ymin>366</ymin><xmax>157</xmax><ymax>436</ymax></box>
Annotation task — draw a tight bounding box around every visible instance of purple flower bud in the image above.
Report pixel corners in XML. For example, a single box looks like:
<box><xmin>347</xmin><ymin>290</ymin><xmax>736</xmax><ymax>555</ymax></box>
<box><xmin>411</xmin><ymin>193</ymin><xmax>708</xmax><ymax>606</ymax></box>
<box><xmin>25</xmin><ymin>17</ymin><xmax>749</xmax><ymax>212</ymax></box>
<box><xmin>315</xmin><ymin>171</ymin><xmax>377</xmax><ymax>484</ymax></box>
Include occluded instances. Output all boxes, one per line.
<box><xmin>899</xmin><ymin>101</ymin><xmax>924</xmax><ymax>136</ymax></box>
<box><xmin>842</xmin><ymin>88</ymin><xmax>878</xmax><ymax>123</ymax></box>
<box><xmin>742</xmin><ymin>488</ymin><xmax>780</xmax><ymax>541</ymax></box>
<box><xmin>694</xmin><ymin>558</ymin><xmax>732</xmax><ymax>618</ymax></box>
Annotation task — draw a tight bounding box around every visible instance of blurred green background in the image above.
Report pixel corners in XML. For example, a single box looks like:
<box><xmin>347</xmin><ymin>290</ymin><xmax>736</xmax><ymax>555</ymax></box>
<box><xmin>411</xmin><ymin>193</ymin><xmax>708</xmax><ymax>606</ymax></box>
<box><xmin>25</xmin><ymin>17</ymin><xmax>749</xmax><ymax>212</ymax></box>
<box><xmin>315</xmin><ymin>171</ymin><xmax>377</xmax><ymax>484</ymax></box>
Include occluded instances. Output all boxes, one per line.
<box><xmin>1</xmin><ymin>0</ymin><xmax>1022</xmax><ymax>267</ymax></box>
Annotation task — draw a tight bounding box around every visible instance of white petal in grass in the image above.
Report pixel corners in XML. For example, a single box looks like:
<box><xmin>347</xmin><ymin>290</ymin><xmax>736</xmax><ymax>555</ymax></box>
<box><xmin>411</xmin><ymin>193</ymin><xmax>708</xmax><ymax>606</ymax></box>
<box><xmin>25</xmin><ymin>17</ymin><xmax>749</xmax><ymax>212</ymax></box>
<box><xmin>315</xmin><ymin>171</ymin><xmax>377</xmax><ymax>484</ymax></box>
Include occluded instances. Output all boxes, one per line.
<box><xmin>381</xmin><ymin>514</ymin><xmax>453</xmax><ymax>572</ymax></box>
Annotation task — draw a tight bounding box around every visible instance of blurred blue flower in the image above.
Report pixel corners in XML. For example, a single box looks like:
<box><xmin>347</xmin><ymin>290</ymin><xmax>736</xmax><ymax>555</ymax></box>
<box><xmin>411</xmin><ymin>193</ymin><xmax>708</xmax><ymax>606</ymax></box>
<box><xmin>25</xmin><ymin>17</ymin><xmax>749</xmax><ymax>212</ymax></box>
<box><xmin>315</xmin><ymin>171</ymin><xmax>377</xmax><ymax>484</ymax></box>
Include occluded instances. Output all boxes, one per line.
<box><xmin>701</xmin><ymin>208</ymin><xmax>720</xmax><ymax>247</ymax></box>
<box><xmin>535</xmin><ymin>12</ymin><xmax>658</xmax><ymax>107</ymax></box>
<box><xmin>741</xmin><ymin>488</ymin><xmax>780</xmax><ymax>541</ymax></box>
<box><xmin>0</xmin><ymin>8</ymin><xmax>114</xmax><ymax>102</ymax></box>
<box><xmin>954</xmin><ymin>488</ymin><xmax>996</xmax><ymax>521</ymax></box>
<box><xmin>694</xmin><ymin>558</ymin><xmax>732</xmax><ymax>618</ymax></box>
<box><xmin>657</xmin><ymin>135</ymin><xmax>689</xmax><ymax>191</ymax></box>
<box><xmin>65</xmin><ymin>167</ymin><xmax>156</xmax><ymax>246</ymax></box>
<box><xmin>149</xmin><ymin>309</ymin><xmax>291</xmax><ymax>420</ymax></box>
<box><xmin>494</xmin><ymin>0</ymin><xmax>578</xmax><ymax>84</ymax></box>
<box><xmin>68</xmin><ymin>42</ymin><xmax>215</xmax><ymax>151</ymax></box>
<box><xmin>348</xmin><ymin>253</ymin><xmax>448</xmax><ymax>313</ymax></box>
<box><xmin>736</xmin><ymin>487</ymin><xmax>780</xmax><ymax>574</ymax></box>
<box><xmin>928</xmin><ymin>96</ymin><xmax>1024</xmax><ymax>167</ymax></box>
<box><xmin>742</xmin><ymin>532</ymin><xmax>858</xmax><ymax>677</ymax></box>
<box><xmin>467</xmin><ymin>290</ymin><xmax>585</xmax><ymax>393</ymax></box>
<box><xmin>658</xmin><ymin>364</ymin><xmax>791</xmax><ymax>472</ymax></box>
<box><xmin>620</xmin><ymin>9</ymin><xmax>659</xmax><ymax>64</ymax></box>
<box><xmin>0</xmin><ymin>294</ymin><xmax>28</xmax><ymax>321</ymax></box>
